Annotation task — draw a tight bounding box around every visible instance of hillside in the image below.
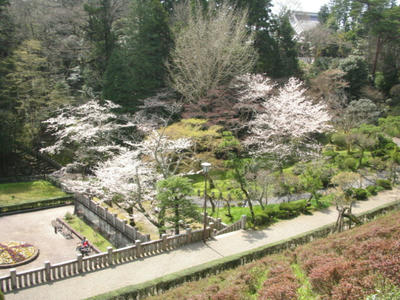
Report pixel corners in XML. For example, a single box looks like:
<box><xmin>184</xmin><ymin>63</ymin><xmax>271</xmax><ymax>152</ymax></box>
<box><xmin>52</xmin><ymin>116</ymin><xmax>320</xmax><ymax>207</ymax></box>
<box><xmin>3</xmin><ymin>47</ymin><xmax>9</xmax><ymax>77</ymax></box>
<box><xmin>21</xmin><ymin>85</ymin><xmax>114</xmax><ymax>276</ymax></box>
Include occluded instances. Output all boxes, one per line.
<box><xmin>146</xmin><ymin>210</ymin><xmax>400</xmax><ymax>300</ymax></box>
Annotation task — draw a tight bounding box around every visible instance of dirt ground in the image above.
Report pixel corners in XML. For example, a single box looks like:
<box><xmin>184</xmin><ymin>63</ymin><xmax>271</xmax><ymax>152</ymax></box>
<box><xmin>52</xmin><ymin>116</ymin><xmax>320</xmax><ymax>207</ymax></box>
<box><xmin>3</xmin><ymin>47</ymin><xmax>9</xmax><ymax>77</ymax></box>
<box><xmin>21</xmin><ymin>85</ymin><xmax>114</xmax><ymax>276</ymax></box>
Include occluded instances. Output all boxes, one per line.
<box><xmin>0</xmin><ymin>206</ymin><xmax>79</xmax><ymax>277</ymax></box>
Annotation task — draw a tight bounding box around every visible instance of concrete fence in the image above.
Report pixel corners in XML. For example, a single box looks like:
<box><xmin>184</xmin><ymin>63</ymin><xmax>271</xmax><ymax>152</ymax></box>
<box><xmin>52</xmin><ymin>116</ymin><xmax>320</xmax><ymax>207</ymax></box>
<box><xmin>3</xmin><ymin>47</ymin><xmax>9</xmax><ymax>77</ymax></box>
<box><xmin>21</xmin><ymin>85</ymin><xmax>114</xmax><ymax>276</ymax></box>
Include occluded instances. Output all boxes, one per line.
<box><xmin>0</xmin><ymin>226</ymin><xmax>214</xmax><ymax>293</ymax></box>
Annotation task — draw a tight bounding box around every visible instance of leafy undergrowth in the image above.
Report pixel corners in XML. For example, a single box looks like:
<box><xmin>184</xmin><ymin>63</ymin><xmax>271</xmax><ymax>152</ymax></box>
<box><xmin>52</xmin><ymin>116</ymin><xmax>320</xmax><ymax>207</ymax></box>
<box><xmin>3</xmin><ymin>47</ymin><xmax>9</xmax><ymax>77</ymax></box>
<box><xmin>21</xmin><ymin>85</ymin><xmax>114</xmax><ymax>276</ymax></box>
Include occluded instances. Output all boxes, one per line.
<box><xmin>296</xmin><ymin>210</ymin><xmax>400</xmax><ymax>300</ymax></box>
<box><xmin>145</xmin><ymin>210</ymin><xmax>400</xmax><ymax>299</ymax></box>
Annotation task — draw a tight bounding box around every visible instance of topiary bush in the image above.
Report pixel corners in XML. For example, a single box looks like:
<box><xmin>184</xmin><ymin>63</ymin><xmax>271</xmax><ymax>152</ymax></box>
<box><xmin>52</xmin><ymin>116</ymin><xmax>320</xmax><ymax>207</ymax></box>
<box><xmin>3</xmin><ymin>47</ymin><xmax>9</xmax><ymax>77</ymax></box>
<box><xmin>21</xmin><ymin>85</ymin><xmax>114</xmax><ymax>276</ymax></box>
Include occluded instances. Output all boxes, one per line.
<box><xmin>376</xmin><ymin>179</ymin><xmax>392</xmax><ymax>190</ymax></box>
<box><xmin>352</xmin><ymin>188</ymin><xmax>368</xmax><ymax>200</ymax></box>
<box><xmin>331</xmin><ymin>133</ymin><xmax>347</xmax><ymax>149</ymax></box>
<box><xmin>366</xmin><ymin>185</ymin><xmax>378</xmax><ymax>196</ymax></box>
<box><xmin>279</xmin><ymin>200</ymin><xmax>310</xmax><ymax>217</ymax></box>
<box><xmin>343</xmin><ymin>157</ymin><xmax>358</xmax><ymax>171</ymax></box>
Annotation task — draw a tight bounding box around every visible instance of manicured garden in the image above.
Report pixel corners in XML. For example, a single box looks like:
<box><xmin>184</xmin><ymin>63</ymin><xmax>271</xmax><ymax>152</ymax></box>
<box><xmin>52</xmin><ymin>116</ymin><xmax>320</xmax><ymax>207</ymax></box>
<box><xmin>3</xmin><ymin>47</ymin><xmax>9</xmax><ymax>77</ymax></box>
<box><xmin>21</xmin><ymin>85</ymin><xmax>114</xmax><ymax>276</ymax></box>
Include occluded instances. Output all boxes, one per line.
<box><xmin>145</xmin><ymin>210</ymin><xmax>400</xmax><ymax>300</ymax></box>
<box><xmin>0</xmin><ymin>180</ymin><xmax>68</xmax><ymax>206</ymax></box>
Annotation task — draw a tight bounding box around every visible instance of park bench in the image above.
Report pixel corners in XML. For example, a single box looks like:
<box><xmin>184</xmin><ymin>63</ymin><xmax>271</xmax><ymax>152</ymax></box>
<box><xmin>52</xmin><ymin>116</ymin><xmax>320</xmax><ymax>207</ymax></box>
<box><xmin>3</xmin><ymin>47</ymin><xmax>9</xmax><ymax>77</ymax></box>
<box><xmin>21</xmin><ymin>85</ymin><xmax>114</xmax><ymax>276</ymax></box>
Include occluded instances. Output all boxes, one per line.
<box><xmin>51</xmin><ymin>219</ymin><xmax>73</xmax><ymax>239</ymax></box>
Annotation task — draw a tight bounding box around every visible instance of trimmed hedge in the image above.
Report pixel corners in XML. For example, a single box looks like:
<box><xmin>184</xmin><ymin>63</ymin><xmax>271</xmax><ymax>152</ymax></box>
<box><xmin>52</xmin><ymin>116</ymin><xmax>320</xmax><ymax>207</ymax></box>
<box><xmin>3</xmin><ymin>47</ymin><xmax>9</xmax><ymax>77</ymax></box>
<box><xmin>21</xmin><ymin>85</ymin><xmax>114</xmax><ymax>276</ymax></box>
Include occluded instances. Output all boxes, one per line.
<box><xmin>251</xmin><ymin>200</ymin><xmax>310</xmax><ymax>226</ymax></box>
<box><xmin>352</xmin><ymin>188</ymin><xmax>368</xmax><ymax>200</ymax></box>
<box><xmin>376</xmin><ymin>179</ymin><xmax>392</xmax><ymax>190</ymax></box>
<box><xmin>366</xmin><ymin>185</ymin><xmax>378</xmax><ymax>196</ymax></box>
<box><xmin>0</xmin><ymin>196</ymin><xmax>73</xmax><ymax>214</ymax></box>
<box><xmin>87</xmin><ymin>200</ymin><xmax>400</xmax><ymax>300</ymax></box>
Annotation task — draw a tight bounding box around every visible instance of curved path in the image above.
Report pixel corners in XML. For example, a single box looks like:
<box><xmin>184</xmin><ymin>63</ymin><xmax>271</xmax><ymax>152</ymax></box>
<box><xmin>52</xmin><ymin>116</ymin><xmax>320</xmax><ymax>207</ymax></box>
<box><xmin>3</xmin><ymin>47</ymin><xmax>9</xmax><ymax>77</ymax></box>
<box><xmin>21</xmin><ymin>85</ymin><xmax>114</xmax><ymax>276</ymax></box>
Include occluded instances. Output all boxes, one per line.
<box><xmin>4</xmin><ymin>189</ymin><xmax>400</xmax><ymax>300</ymax></box>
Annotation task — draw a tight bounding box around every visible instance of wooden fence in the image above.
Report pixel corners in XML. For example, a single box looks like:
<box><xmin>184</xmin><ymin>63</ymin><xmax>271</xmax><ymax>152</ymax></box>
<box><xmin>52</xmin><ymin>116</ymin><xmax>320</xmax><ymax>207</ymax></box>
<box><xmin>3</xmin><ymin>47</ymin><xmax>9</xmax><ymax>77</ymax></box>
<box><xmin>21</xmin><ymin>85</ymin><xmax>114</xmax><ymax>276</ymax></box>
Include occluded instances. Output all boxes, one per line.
<box><xmin>0</xmin><ymin>226</ymin><xmax>214</xmax><ymax>293</ymax></box>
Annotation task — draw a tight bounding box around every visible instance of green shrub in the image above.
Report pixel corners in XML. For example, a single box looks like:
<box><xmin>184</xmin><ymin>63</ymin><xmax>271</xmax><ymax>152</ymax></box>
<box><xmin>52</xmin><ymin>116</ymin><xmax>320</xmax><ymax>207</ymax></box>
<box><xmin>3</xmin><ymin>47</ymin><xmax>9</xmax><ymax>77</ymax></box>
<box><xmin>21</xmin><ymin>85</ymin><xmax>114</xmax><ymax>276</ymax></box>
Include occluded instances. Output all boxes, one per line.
<box><xmin>376</xmin><ymin>179</ymin><xmax>392</xmax><ymax>190</ymax></box>
<box><xmin>279</xmin><ymin>199</ymin><xmax>309</xmax><ymax>218</ymax></box>
<box><xmin>384</xmin><ymin>142</ymin><xmax>397</xmax><ymax>151</ymax></box>
<box><xmin>352</xmin><ymin>188</ymin><xmax>368</xmax><ymax>200</ymax></box>
<box><xmin>343</xmin><ymin>157</ymin><xmax>358</xmax><ymax>171</ymax></box>
<box><xmin>0</xmin><ymin>290</ymin><xmax>4</xmax><ymax>300</ymax></box>
<box><xmin>372</xmin><ymin>149</ymin><xmax>386</xmax><ymax>157</ymax></box>
<box><xmin>275</xmin><ymin>208</ymin><xmax>299</xmax><ymax>219</ymax></box>
<box><xmin>366</xmin><ymin>185</ymin><xmax>378</xmax><ymax>196</ymax></box>
<box><xmin>331</xmin><ymin>133</ymin><xmax>347</xmax><ymax>149</ymax></box>
<box><xmin>64</xmin><ymin>212</ymin><xmax>73</xmax><ymax>221</ymax></box>
<box><xmin>252</xmin><ymin>212</ymin><xmax>273</xmax><ymax>226</ymax></box>
<box><xmin>368</xmin><ymin>157</ymin><xmax>387</xmax><ymax>171</ymax></box>
<box><xmin>376</xmin><ymin>185</ymin><xmax>385</xmax><ymax>193</ymax></box>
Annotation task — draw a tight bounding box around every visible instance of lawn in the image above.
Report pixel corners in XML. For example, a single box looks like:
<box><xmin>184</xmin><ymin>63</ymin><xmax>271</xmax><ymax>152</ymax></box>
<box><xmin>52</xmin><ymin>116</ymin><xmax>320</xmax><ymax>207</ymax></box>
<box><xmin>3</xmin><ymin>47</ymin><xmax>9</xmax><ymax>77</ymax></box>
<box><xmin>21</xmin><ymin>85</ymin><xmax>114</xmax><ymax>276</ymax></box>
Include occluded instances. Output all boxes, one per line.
<box><xmin>64</xmin><ymin>214</ymin><xmax>114</xmax><ymax>252</ymax></box>
<box><xmin>0</xmin><ymin>180</ymin><xmax>68</xmax><ymax>206</ymax></box>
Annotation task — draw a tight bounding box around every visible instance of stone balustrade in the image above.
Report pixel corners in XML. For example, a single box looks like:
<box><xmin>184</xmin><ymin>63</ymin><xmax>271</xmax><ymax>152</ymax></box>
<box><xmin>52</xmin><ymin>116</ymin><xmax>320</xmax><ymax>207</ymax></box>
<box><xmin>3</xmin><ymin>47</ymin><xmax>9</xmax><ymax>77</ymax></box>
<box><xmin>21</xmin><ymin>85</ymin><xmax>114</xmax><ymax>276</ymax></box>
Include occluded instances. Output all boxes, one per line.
<box><xmin>216</xmin><ymin>215</ymin><xmax>246</xmax><ymax>235</ymax></box>
<box><xmin>0</xmin><ymin>226</ymin><xmax>213</xmax><ymax>293</ymax></box>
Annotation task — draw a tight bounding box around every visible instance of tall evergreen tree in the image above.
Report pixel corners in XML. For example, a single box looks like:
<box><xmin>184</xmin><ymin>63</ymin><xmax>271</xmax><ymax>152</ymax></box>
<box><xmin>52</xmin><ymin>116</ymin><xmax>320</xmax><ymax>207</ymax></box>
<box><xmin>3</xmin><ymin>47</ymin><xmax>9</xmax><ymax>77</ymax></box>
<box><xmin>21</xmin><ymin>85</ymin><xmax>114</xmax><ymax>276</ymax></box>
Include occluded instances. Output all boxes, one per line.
<box><xmin>83</xmin><ymin>0</ymin><xmax>124</xmax><ymax>91</ymax></box>
<box><xmin>103</xmin><ymin>0</ymin><xmax>171</xmax><ymax>109</ymax></box>
<box><xmin>273</xmin><ymin>12</ymin><xmax>300</xmax><ymax>77</ymax></box>
<box><xmin>0</xmin><ymin>0</ymin><xmax>17</xmax><ymax>172</ymax></box>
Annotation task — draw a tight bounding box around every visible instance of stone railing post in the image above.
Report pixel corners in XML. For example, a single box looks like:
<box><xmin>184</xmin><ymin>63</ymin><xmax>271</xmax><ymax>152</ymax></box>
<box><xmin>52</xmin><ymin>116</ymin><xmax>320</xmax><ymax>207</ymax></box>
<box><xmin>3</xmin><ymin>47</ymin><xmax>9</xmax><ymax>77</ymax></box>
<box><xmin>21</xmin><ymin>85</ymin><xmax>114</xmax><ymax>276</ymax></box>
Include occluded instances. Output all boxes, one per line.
<box><xmin>123</xmin><ymin>219</ymin><xmax>128</xmax><ymax>233</ymax></box>
<box><xmin>77</xmin><ymin>254</ymin><xmax>83</xmax><ymax>273</ymax></box>
<box><xmin>161</xmin><ymin>234</ymin><xmax>168</xmax><ymax>251</ymax></box>
<box><xmin>113</xmin><ymin>213</ymin><xmax>118</xmax><ymax>227</ymax></box>
<box><xmin>44</xmin><ymin>261</ymin><xmax>51</xmax><ymax>282</ymax></box>
<box><xmin>209</xmin><ymin>222</ymin><xmax>215</xmax><ymax>238</ymax></box>
<box><xmin>135</xmin><ymin>240</ymin><xmax>142</xmax><ymax>257</ymax></box>
<box><xmin>107</xmin><ymin>247</ymin><xmax>113</xmax><ymax>265</ymax></box>
<box><xmin>241</xmin><ymin>215</ymin><xmax>247</xmax><ymax>229</ymax></box>
<box><xmin>217</xmin><ymin>218</ymin><xmax>222</xmax><ymax>229</ymax></box>
<box><xmin>206</xmin><ymin>226</ymin><xmax>211</xmax><ymax>239</ymax></box>
<box><xmin>10</xmin><ymin>268</ymin><xmax>17</xmax><ymax>289</ymax></box>
<box><xmin>185</xmin><ymin>228</ymin><xmax>192</xmax><ymax>244</ymax></box>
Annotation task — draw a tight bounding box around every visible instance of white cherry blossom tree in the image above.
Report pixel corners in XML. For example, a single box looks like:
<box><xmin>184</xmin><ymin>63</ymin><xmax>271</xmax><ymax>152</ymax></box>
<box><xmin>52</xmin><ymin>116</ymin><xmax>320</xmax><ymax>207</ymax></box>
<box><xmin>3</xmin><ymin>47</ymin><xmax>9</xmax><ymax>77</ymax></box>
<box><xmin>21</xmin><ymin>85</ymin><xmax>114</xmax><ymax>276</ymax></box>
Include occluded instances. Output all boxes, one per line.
<box><xmin>41</xmin><ymin>99</ymin><xmax>136</xmax><ymax>172</ymax></box>
<box><xmin>245</xmin><ymin>77</ymin><xmax>332</xmax><ymax>167</ymax></box>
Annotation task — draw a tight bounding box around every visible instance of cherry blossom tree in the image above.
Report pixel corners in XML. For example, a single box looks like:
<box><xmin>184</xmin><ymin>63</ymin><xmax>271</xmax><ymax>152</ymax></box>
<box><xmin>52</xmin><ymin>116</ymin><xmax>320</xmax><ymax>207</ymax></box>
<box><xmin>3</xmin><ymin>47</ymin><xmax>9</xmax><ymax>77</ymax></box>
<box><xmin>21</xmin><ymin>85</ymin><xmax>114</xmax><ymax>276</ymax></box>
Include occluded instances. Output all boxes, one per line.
<box><xmin>42</xmin><ymin>98</ymin><xmax>195</xmax><ymax>236</ymax></box>
<box><xmin>41</xmin><ymin>99</ymin><xmax>136</xmax><ymax>173</ymax></box>
<box><xmin>245</xmin><ymin>77</ymin><xmax>332</xmax><ymax>168</ymax></box>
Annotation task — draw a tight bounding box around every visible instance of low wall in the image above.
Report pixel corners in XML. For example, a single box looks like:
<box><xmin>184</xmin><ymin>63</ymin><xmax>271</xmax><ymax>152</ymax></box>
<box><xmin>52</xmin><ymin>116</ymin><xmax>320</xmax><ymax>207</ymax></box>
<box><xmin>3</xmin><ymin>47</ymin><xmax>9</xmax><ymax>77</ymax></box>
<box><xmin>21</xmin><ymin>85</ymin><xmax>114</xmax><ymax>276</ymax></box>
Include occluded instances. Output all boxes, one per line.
<box><xmin>0</xmin><ymin>196</ymin><xmax>74</xmax><ymax>216</ymax></box>
<box><xmin>46</xmin><ymin>175</ymin><xmax>150</xmax><ymax>248</ymax></box>
<box><xmin>74</xmin><ymin>194</ymin><xmax>149</xmax><ymax>248</ymax></box>
<box><xmin>87</xmin><ymin>200</ymin><xmax>400</xmax><ymax>300</ymax></box>
<box><xmin>0</xmin><ymin>175</ymin><xmax>46</xmax><ymax>184</ymax></box>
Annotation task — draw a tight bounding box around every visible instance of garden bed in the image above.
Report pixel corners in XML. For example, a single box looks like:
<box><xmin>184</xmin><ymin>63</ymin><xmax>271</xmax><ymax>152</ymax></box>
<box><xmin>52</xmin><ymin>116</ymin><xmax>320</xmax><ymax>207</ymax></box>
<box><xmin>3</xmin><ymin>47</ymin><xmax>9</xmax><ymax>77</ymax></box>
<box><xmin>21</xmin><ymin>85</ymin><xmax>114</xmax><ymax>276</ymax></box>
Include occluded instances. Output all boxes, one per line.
<box><xmin>0</xmin><ymin>242</ymin><xmax>39</xmax><ymax>269</ymax></box>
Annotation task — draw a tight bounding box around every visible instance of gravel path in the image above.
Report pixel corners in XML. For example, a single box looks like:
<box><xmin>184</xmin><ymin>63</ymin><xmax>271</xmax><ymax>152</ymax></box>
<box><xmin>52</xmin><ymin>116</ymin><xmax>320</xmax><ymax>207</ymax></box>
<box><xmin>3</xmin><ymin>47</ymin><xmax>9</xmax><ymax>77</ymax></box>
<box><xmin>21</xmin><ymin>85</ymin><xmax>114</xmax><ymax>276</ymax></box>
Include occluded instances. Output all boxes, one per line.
<box><xmin>4</xmin><ymin>188</ymin><xmax>400</xmax><ymax>300</ymax></box>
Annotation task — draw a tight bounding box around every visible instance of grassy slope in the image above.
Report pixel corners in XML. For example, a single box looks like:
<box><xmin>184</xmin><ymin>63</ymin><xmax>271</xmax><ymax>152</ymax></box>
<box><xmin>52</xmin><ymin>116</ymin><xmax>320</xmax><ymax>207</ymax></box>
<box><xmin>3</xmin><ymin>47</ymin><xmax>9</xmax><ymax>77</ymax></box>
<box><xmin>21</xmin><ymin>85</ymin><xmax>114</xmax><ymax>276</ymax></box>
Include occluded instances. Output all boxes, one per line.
<box><xmin>0</xmin><ymin>180</ymin><xmax>68</xmax><ymax>206</ymax></box>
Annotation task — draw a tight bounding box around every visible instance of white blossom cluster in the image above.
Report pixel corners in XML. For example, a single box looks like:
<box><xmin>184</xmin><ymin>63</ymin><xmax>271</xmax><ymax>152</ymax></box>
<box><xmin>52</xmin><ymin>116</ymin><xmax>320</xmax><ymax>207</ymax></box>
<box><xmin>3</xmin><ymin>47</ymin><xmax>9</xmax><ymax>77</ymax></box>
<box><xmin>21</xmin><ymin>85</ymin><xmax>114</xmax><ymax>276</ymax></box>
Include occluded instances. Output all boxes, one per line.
<box><xmin>233</xmin><ymin>73</ymin><xmax>275</xmax><ymax>102</ymax></box>
<box><xmin>245</xmin><ymin>77</ymin><xmax>332</xmax><ymax>161</ymax></box>
<box><xmin>41</xmin><ymin>100</ymin><xmax>135</xmax><ymax>155</ymax></box>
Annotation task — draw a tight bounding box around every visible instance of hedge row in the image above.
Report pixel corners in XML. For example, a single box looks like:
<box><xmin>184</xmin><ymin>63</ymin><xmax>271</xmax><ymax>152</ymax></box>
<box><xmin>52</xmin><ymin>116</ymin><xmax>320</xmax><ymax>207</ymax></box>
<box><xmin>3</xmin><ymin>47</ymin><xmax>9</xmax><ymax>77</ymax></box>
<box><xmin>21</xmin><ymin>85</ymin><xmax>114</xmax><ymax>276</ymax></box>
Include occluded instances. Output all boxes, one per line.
<box><xmin>87</xmin><ymin>200</ymin><xmax>400</xmax><ymax>300</ymax></box>
<box><xmin>251</xmin><ymin>200</ymin><xmax>311</xmax><ymax>226</ymax></box>
<box><xmin>0</xmin><ymin>196</ymin><xmax>74</xmax><ymax>215</ymax></box>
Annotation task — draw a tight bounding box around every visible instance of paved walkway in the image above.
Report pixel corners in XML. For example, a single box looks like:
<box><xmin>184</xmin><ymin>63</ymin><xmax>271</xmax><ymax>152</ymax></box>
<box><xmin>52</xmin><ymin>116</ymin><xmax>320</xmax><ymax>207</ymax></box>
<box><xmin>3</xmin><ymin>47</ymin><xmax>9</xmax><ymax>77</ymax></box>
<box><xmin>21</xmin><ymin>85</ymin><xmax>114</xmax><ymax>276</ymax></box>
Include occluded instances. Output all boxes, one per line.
<box><xmin>0</xmin><ymin>206</ymin><xmax>78</xmax><ymax>277</ymax></box>
<box><xmin>4</xmin><ymin>189</ymin><xmax>400</xmax><ymax>300</ymax></box>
